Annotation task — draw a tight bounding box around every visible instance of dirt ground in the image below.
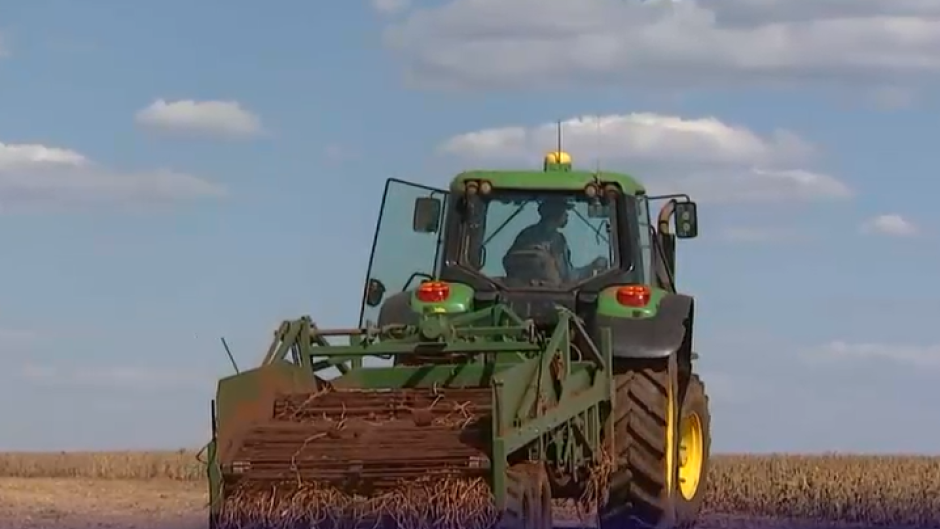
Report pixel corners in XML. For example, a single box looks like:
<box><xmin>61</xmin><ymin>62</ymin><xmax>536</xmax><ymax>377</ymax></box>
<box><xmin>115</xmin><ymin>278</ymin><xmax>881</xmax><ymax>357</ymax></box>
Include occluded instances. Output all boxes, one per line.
<box><xmin>0</xmin><ymin>478</ymin><xmax>900</xmax><ymax>529</ymax></box>
<box><xmin>0</xmin><ymin>478</ymin><xmax>205</xmax><ymax>529</ymax></box>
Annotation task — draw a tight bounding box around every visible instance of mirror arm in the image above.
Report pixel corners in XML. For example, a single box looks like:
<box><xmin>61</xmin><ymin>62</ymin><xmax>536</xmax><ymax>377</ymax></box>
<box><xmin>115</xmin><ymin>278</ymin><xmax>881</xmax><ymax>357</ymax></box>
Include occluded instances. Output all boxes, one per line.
<box><xmin>657</xmin><ymin>199</ymin><xmax>676</xmax><ymax>236</ymax></box>
<box><xmin>651</xmin><ymin>230</ymin><xmax>676</xmax><ymax>292</ymax></box>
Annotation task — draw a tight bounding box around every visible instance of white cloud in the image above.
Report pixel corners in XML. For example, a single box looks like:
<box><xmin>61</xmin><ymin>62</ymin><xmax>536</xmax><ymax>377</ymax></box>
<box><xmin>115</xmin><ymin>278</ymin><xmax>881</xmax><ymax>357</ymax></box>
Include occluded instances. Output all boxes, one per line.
<box><xmin>808</xmin><ymin>340</ymin><xmax>940</xmax><ymax>369</ymax></box>
<box><xmin>0</xmin><ymin>141</ymin><xmax>224</xmax><ymax>210</ymax></box>
<box><xmin>135</xmin><ymin>99</ymin><xmax>264</xmax><ymax>139</ymax></box>
<box><xmin>384</xmin><ymin>0</ymin><xmax>940</xmax><ymax>92</ymax></box>
<box><xmin>655</xmin><ymin>168</ymin><xmax>851</xmax><ymax>204</ymax></box>
<box><xmin>439</xmin><ymin>114</ymin><xmax>851</xmax><ymax>204</ymax></box>
<box><xmin>0</xmin><ymin>142</ymin><xmax>86</xmax><ymax>170</ymax></box>
<box><xmin>441</xmin><ymin>113</ymin><xmax>814</xmax><ymax>166</ymax></box>
<box><xmin>19</xmin><ymin>363</ymin><xmax>211</xmax><ymax>391</ymax></box>
<box><xmin>373</xmin><ymin>0</ymin><xmax>411</xmax><ymax>14</ymax></box>
<box><xmin>860</xmin><ymin>213</ymin><xmax>919</xmax><ymax>237</ymax></box>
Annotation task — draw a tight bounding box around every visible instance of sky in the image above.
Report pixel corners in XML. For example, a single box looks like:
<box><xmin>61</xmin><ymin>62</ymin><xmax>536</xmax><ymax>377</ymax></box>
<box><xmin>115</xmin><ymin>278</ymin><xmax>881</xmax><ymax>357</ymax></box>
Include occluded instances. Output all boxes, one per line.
<box><xmin>1</xmin><ymin>0</ymin><xmax>939</xmax><ymax>454</ymax></box>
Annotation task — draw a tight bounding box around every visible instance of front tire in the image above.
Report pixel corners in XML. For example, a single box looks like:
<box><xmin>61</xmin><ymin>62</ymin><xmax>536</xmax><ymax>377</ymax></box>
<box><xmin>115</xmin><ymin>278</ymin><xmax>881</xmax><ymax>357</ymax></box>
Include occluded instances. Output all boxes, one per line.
<box><xmin>675</xmin><ymin>374</ymin><xmax>710</xmax><ymax>527</ymax></box>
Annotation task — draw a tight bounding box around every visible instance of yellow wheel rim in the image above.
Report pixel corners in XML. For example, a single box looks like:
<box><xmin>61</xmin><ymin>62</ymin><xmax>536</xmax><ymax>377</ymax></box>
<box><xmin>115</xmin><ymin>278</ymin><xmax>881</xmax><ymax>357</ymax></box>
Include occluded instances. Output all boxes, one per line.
<box><xmin>677</xmin><ymin>411</ymin><xmax>704</xmax><ymax>500</ymax></box>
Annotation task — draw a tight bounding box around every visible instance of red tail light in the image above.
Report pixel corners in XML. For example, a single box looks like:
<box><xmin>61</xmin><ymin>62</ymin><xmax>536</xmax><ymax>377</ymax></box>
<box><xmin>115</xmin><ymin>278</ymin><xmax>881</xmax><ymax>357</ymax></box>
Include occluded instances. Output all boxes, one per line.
<box><xmin>616</xmin><ymin>285</ymin><xmax>651</xmax><ymax>307</ymax></box>
<box><xmin>416</xmin><ymin>281</ymin><xmax>450</xmax><ymax>303</ymax></box>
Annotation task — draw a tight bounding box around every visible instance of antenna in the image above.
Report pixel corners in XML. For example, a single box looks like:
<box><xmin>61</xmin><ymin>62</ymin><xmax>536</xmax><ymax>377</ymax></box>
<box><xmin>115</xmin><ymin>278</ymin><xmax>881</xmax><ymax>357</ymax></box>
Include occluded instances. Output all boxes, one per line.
<box><xmin>595</xmin><ymin>115</ymin><xmax>601</xmax><ymax>175</ymax></box>
<box><xmin>220</xmin><ymin>336</ymin><xmax>240</xmax><ymax>374</ymax></box>
<box><xmin>556</xmin><ymin>119</ymin><xmax>563</xmax><ymax>153</ymax></box>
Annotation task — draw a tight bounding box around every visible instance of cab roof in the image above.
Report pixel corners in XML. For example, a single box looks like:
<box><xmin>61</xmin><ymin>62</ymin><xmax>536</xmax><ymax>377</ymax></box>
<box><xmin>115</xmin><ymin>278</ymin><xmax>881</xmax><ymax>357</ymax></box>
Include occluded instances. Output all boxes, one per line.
<box><xmin>448</xmin><ymin>151</ymin><xmax>646</xmax><ymax>195</ymax></box>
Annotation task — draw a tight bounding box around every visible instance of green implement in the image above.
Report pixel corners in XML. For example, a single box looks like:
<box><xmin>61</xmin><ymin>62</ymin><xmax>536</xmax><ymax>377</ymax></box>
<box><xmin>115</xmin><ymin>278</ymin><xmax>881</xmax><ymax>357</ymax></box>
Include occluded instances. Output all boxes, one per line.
<box><xmin>205</xmin><ymin>149</ymin><xmax>711</xmax><ymax>529</ymax></box>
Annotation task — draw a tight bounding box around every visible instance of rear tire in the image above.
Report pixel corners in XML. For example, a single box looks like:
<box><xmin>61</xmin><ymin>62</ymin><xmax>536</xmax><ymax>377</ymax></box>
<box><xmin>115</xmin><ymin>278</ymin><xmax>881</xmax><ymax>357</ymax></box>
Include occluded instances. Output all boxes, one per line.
<box><xmin>599</xmin><ymin>360</ymin><xmax>710</xmax><ymax>529</ymax></box>
<box><xmin>600</xmin><ymin>362</ymin><xmax>671</xmax><ymax>529</ymax></box>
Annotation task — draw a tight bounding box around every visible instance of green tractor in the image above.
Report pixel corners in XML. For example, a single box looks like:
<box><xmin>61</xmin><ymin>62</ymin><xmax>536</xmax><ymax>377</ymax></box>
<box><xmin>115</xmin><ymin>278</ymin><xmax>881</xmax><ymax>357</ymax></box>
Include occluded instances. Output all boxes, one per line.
<box><xmin>206</xmin><ymin>150</ymin><xmax>710</xmax><ymax>529</ymax></box>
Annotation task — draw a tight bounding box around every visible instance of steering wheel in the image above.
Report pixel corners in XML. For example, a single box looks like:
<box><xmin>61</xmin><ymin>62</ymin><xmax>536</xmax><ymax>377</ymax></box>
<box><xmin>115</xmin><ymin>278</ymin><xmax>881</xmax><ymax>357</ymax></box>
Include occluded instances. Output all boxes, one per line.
<box><xmin>587</xmin><ymin>256</ymin><xmax>610</xmax><ymax>277</ymax></box>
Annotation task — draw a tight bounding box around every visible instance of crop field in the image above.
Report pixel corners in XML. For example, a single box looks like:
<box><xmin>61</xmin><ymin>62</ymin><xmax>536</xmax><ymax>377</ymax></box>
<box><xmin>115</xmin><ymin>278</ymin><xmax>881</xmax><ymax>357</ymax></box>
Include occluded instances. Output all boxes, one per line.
<box><xmin>0</xmin><ymin>451</ymin><xmax>938</xmax><ymax>528</ymax></box>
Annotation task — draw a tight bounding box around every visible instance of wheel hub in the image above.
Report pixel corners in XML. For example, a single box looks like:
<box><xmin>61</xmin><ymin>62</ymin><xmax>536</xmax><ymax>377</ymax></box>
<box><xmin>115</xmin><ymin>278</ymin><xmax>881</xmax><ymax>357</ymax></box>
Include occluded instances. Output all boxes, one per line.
<box><xmin>677</xmin><ymin>411</ymin><xmax>703</xmax><ymax>500</ymax></box>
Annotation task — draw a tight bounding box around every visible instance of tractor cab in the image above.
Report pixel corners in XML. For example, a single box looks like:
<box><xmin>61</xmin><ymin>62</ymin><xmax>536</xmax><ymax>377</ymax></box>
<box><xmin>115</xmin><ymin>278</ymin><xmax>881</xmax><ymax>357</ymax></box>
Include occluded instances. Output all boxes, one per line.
<box><xmin>358</xmin><ymin>151</ymin><xmax>698</xmax><ymax>329</ymax></box>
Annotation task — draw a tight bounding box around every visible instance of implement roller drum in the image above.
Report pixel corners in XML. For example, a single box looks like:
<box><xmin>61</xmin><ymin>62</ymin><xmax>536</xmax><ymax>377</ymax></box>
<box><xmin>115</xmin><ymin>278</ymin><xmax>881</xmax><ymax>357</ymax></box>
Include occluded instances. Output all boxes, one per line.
<box><xmin>217</xmin><ymin>386</ymin><xmax>499</xmax><ymax>528</ymax></box>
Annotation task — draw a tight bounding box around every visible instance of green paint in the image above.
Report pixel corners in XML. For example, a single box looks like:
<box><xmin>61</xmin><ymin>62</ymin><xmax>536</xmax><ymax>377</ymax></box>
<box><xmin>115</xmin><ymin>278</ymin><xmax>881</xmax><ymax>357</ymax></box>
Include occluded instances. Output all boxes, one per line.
<box><xmin>595</xmin><ymin>285</ymin><xmax>669</xmax><ymax>319</ymax></box>
<box><xmin>331</xmin><ymin>363</ymin><xmax>515</xmax><ymax>389</ymax></box>
<box><xmin>409</xmin><ymin>282</ymin><xmax>475</xmax><ymax>314</ymax></box>
<box><xmin>206</xmin><ymin>438</ymin><xmax>221</xmax><ymax>515</ymax></box>
<box><xmin>298</xmin><ymin>338</ymin><xmax>543</xmax><ymax>358</ymax></box>
<box><xmin>500</xmin><ymin>378</ymin><xmax>609</xmax><ymax>456</ymax></box>
<box><xmin>450</xmin><ymin>170</ymin><xmax>646</xmax><ymax>195</ymax></box>
<box><xmin>492</xmin><ymin>357</ymin><xmax>540</xmax><ymax>433</ymax></box>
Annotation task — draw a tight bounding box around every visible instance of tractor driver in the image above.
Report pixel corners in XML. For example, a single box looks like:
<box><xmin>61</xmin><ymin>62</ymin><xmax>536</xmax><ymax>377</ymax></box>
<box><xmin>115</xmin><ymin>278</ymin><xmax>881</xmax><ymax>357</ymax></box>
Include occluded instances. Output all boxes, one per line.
<box><xmin>503</xmin><ymin>197</ymin><xmax>608</xmax><ymax>284</ymax></box>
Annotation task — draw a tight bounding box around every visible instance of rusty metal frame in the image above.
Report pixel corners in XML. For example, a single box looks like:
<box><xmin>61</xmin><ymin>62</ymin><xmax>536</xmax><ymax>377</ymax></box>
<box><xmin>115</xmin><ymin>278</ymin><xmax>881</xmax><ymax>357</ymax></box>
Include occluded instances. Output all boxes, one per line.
<box><xmin>211</xmin><ymin>303</ymin><xmax>613</xmax><ymax>513</ymax></box>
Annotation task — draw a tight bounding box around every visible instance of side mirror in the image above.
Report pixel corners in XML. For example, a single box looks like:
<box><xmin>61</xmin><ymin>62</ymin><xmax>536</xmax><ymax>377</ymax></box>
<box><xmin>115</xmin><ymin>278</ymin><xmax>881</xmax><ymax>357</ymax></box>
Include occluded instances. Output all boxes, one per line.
<box><xmin>674</xmin><ymin>201</ymin><xmax>698</xmax><ymax>239</ymax></box>
<box><xmin>413</xmin><ymin>197</ymin><xmax>442</xmax><ymax>233</ymax></box>
<box><xmin>471</xmin><ymin>245</ymin><xmax>486</xmax><ymax>269</ymax></box>
<box><xmin>364</xmin><ymin>278</ymin><xmax>386</xmax><ymax>307</ymax></box>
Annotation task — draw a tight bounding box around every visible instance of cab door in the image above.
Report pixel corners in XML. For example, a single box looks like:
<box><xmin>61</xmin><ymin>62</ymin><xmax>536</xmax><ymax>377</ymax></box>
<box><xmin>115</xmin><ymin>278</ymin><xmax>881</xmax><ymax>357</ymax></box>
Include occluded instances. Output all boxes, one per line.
<box><xmin>358</xmin><ymin>178</ymin><xmax>448</xmax><ymax>327</ymax></box>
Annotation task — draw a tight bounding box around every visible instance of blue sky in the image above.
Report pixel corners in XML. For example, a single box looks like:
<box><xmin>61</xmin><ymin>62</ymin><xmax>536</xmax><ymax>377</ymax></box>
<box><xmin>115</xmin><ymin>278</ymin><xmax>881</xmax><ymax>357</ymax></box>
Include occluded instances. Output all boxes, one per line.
<box><xmin>1</xmin><ymin>0</ymin><xmax>939</xmax><ymax>454</ymax></box>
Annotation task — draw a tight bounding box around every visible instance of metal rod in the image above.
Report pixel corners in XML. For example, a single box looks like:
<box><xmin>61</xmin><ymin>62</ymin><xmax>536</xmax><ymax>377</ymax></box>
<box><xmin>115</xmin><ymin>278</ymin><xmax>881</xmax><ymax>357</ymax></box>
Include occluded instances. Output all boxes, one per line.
<box><xmin>220</xmin><ymin>337</ymin><xmax>240</xmax><ymax>374</ymax></box>
<box><xmin>314</xmin><ymin>328</ymin><xmax>371</xmax><ymax>336</ymax></box>
<box><xmin>647</xmin><ymin>193</ymin><xmax>690</xmax><ymax>202</ymax></box>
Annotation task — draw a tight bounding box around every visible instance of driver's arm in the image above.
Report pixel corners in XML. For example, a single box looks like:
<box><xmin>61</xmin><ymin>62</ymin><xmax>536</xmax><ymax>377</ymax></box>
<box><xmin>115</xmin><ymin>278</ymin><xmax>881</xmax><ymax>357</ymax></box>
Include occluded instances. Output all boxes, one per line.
<box><xmin>555</xmin><ymin>232</ymin><xmax>576</xmax><ymax>281</ymax></box>
<box><xmin>559</xmin><ymin>233</ymin><xmax>605</xmax><ymax>281</ymax></box>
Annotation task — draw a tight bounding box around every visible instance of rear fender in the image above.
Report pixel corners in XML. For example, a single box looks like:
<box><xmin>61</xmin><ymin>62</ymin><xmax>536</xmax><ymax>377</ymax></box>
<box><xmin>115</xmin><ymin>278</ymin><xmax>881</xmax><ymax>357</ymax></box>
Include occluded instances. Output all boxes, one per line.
<box><xmin>377</xmin><ymin>291</ymin><xmax>419</xmax><ymax>327</ymax></box>
<box><xmin>593</xmin><ymin>293</ymin><xmax>694</xmax><ymax>359</ymax></box>
<box><xmin>376</xmin><ymin>283</ymin><xmax>475</xmax><ymax>327</ymax></box>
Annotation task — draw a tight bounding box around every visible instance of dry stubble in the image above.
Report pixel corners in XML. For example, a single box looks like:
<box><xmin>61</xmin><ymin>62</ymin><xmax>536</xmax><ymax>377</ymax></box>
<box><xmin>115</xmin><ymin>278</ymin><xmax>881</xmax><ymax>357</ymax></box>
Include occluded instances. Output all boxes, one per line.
<box><xmin>0</xmin><ymin>451</ymin><xmax>938</xmax><ymax>527</ymax></box>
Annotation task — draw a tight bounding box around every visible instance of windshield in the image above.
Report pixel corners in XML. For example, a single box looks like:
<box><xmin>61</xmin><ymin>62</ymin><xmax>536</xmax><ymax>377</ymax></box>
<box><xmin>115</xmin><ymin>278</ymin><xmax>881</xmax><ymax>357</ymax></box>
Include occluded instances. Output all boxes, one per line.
<box><xmin>461</xmin><ymin>191</ymin><xmax>621</xmax><ymax>288</ymax></box>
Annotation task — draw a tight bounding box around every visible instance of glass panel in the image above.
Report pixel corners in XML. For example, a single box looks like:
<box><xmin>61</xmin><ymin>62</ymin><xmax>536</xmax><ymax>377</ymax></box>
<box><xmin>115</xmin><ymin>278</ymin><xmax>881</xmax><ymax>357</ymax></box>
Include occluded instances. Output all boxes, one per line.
<box><xmin>465</xmin><ymin>191</ymin><xmax>618</xmax><ymax>288</ymax></box>
<box><xmin>359</xmin><ymin>180</ymin><xmax>447</xmax><ymax>326</ymax></box>
<box><xmin>636</xmin><ymin>196</ymin><xmax>653</xmax><ymax>285</ymax></box>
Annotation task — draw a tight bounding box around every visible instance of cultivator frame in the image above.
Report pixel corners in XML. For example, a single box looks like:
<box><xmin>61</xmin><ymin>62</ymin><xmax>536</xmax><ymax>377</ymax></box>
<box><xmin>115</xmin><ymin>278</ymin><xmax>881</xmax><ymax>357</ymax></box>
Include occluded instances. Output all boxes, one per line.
<box><xmin>207</xmin><ymin>303</ymin><xmax>614</xmax><ymax>525</ymax></box>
